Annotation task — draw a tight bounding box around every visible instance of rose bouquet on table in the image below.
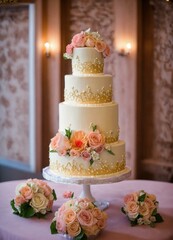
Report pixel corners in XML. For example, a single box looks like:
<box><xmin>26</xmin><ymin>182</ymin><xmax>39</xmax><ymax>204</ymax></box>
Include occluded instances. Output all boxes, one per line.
<box><xmin>50</xmin><ymin>195</ymin><xmax>107</xmax><ymax>240</ymax></box>
<box><xmin>10</xmin><ymin>178</ymin><xmax>57</xmax><ymax>218</ymax></box>
<box><xmin>63</xmin><ymin>28</ymin><xmax>110</xmax><ymax>59</ymax></box>
<box><xmin>121</xmin><ymin>190</ymin><xmax>164</xmax><ymax>227</ymax></box>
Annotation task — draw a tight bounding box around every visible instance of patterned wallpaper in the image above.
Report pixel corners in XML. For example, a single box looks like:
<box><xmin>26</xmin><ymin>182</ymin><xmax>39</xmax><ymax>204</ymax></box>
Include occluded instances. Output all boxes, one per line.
<box><xmin>144</xmin><ymin>0</ymin><xmax>173</xmax><ymax>181</ymax></box>
<box><xmin>0</xmin><ymin>6</ymin><xmax>30</xmax><ymax>166</ymax></box>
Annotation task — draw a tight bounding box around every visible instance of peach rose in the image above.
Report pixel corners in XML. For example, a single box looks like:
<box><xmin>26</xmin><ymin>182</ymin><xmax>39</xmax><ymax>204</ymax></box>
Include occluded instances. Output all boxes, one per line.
<box><xmin>147</xmin><ymin>193</ymin><xmax>156</xmax><ymax>202</ymax></box>
<box><xmin>63</xmin><ymin>208</ymin><xmax>77</xmax><ymax>225</ymax></box>
<box><xmin>95</xmin><ymin>40</ymin><xmax>106</xmax><ymax>52</ymax></box>
<box><xmin>145</xmin><ymin>198</ymin><xmax>155</xmax><ymax>214</ymax></box>
<box><xmin>50</xmin><ymin>132</ymin><xmax>71</xmax><ymax>154</ymax></box>
<box><xmin>87</xmin><ymin>131</ymin><xmax>105</xmax><ymax>149</ymax></box>
<box><xmin>85</xmin><ymin>36</ymin><xmax>95</xmax><ymax>47</ymax></box>
<box><xmin>139</xmin><ymin>202</ymin><xmax>150</xmax><ymax>217</ymax></box>
<box><xmin>67</xmin><ymin>220</ymin><xmax>81</xmax><ymax>237</ymax></box>
<box><xmin>20</xmin><ymin>185</ymin><xmax>33</xmax><ymax>201</ymax></box>
<box><xmin>124</xmin><ymin>201</ymin><xmax>139</xmax><ymax>219</ymax></box>
<box><xmin>77</xmin><ymin>209</ymin><xmax>94</xmax><ymax>227</ymax></box>
<box><xmin>82</xmin><ymin>224</ymin><xmax>100</xmax><ymax>236</ymax></box>
<box><xmin>71</xmin><ymin>32</ymin><xmax>86</xmax><ymax>47</ymax></box>
<box><xmin>71</xmin><ymin>131</ymin><xmax>88</xmax><ymax>153</ymax></box>
<box><xmin>103</xmin><ymin>45</ymin><xmax>110</xmax><ymax>57</ymax></box>
<box><xmin>15</xmin><ymin>195</ymin><xmax>26</xmax><ymax>206</ymax></box>
<box><xmin>91</xmin><ymin>208</ymin><xmax>103</xmax><ymax>220</ymax></box>
<box><xmin>97</xmin><ymin>217</ymin><xmax>106</xmax><ymax>229</ymax></box>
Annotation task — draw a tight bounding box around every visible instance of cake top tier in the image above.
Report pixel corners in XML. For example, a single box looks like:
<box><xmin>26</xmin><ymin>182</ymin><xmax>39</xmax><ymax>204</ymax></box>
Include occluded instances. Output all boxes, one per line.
<box><xmin>63</xmin><ymin>29</ymin><xmax>110</xmax><ymax>75</ymax></box>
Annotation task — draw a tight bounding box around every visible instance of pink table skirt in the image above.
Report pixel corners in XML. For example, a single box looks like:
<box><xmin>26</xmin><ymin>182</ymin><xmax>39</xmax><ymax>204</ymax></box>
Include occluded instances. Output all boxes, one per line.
<box><xmin>0</xmin><ymin>179</ymin><xmax>173</xmax><ymax>240</ymax></box>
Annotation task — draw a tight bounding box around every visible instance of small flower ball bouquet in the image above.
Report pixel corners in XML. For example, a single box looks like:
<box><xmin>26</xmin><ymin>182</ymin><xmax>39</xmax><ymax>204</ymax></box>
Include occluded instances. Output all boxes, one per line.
<box><xmin>121</xmin><ymin>190</ymin><xmax>164</xmax><ymax>227</ymax></box>
<box><xmin>50</xmin><ymin>197</ymin><xmax>107</xmax><ymax>240</ymax></box>
<box><xmin>11</xmin><ymin>179</ymin><xmax>57</xmax><ymax>218</ymax></box>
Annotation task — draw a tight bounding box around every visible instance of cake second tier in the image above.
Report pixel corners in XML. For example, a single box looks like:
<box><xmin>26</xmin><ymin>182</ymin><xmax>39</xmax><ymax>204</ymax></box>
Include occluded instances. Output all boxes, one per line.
<box><xmin>59</xmin><ymin>101</ymin><xmax>119</xmax><ymax>143</ymax></box>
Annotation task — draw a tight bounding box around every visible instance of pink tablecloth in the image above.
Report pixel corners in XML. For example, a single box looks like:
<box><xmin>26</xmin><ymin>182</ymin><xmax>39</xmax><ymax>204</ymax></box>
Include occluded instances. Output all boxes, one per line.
<box><xmin>0</xmin><ymin>179</ymin><xmax>173</xmax><ymax>240</ymax></box>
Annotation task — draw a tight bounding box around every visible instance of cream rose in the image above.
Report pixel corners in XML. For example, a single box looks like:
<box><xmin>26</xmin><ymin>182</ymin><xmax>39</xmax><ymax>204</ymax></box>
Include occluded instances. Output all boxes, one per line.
<box><xmin>30</xmin><ymin>193</ymin><xmax>49</xmax><ymax>213</ymax></box>
<box><xmin>67</xmin><ymin>221</ymin><xmax>81</xmax><ymax>237</ymax></box>
<box><xmin>124</xmin><ymin>201</ymin><xmax>139</xmax><ymax>219</ymax></box>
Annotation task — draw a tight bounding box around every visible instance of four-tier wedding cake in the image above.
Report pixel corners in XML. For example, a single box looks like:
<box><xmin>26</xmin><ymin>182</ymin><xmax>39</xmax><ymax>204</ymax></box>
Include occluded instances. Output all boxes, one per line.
<box><xmin>49</xmin><ymin>29</ymin><xmax>126</xmax><ymax>177</ymax></box>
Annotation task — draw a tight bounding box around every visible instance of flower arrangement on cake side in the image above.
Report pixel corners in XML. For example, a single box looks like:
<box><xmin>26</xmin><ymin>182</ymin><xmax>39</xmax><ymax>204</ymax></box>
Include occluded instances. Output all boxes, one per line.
<box><xmin>50</xmin><ymin>124</ymin><xmax>114</xmax><ymax>166</ymax></box>
<box><xmin>121</xmin><ymin>190</ymin><xmax>164</xmax><ymax>227</ymax></box>
<box><xmin>50</xmin><ymin>193</ymin><xmax>107</xmax><ymax>239</ymax></box>
<box><xmin>10</xmin><ymin>179</ymin><xmax>57</xmax><ymax>218</ymax></box>
<box><xmin>64</xmin><ymin>28</ymin><xmax>110</xmax><ymax>59</ymax></box>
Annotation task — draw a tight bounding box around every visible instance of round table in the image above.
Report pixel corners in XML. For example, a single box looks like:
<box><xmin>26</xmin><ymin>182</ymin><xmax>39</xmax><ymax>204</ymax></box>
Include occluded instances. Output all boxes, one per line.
<box><xmin>0</xmin><ymin>179</ymin><xmax>173</xmax><ymax>240</ymax></box>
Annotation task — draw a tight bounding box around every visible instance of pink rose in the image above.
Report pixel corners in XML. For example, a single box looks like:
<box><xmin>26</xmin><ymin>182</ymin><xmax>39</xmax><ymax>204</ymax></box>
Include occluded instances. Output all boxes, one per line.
<box><xmin>20</xmin><ymin>185</ymin><xmax>33</xmax><ymax>201</ymax></box>
<box><xmin>66</xmin><ymin>43</ymin><xmax>73</xmax><ymax>54</ymax></box>
<box><xmin>15</xmin><ymin>195</ymin><xmax>26</xmax><ymax>206</ymax></box>
<box><xmin>81</xmin><ymin>150</ymin><xmax>91</xmax><ymax>161</ymax></box>
<box><xmin>71</xmin><ymin>32</ymin><xmax>86</xmax><ymax>47</ymax></box>
<box><xmin>95</xmin><ymin>40</ymin><xmax>106</xmax><ymax>52</ymax></box>
<box><xmin>56</xmin><ymin>219</ymin><xmax>66</xmax><ymax>233</ymax></box>
<box><xmin>77</xmin><ymin>209</ymin><xmax>94</xmax><ymax>227</ymax></box>
<box><xmin>87</xmin><ymin>131</ymin><xmax>105</xmax><ymax>149</ymax></box>
<box><xmin>70</xmin><ymin>149</ymin><xmax>80</xmax><ymax>157</ymax></box>
<box><xmin>124</xmin><ymin>193</ymin><xmax>135</xmax><ymax>204</ymax></box>
<box><xmin>63</xmin><ymin>191</ymin><xmax>74</xmax><ymax>199</ymax></box>
<box><xmin>91</xmin><ymin>208</ymin><xmax>103</xmax><ymax>220</ymax></box>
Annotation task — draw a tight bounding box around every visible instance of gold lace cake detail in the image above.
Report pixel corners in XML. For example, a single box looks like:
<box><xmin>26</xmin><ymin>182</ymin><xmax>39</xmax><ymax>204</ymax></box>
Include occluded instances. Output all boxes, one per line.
<box><xmin>72</xmin><ymin>56</ymin><xmax>104</xmax><ymax>74</ymax></box>
<box><xmin>65</xmin><ymin>85</ymin><xmax>112</xmax><ymax>104</ymax></box>
<box><xmin>50</xmin><ymin>158</ymin><xmax>126</xmax><ymax>177</ymax></box>
<box><xmin>105</xmin><ymin>128</ymin><xmax>120</xmax><ymax>143</ymax></box>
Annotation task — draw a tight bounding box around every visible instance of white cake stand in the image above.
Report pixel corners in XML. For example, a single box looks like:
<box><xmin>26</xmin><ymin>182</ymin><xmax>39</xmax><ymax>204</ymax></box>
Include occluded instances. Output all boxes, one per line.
<box><xmin>42</xmin><ymin>166</ymin><xmax>131</xmax><ymax>210</ymax></box>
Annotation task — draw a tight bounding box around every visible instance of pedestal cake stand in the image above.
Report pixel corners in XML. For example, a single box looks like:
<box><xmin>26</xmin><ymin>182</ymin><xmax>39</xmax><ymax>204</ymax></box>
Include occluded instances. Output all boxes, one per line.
<box><xmin>43</xmin><ymin>166</ymin><xmax>131</xmax><ymax>210</ymax></box>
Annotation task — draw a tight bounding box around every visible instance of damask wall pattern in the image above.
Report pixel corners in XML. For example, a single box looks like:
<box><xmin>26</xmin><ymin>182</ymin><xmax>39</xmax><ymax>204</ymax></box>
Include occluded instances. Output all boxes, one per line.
<box><xmin>0</xmin><ymin>6</ymin><xmax>30</xmax><ymax>166</ymax></box>
<box><xmin>144</xmin><ymin>0</ymin><xmax>173</xmax><ymax>181</ymax></box>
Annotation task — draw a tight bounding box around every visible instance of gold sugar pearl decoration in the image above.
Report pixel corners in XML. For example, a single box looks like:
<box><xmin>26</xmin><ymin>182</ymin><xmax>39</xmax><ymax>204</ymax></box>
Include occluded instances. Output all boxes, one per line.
<box><xmin>72</xmin><ymin>57</ymin><xmax>104</xmax><ymax>74</ymax></box>
<box><xmin>65</xmin><ymin>85</ymin><xmax>112</xmax><ymax>104</ymax></box>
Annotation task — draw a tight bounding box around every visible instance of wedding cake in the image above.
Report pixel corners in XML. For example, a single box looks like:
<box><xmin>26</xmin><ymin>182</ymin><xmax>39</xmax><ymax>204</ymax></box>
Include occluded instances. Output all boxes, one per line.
<box><xmin>49</xmin><ymin>29</ymin><xmax>126</xmax><ymax>177</ymax></box>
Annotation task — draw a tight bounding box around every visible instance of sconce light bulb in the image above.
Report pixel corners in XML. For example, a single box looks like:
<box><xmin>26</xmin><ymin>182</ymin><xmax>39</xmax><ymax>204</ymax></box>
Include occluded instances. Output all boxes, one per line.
<box><xmin>126</xmin><ymin>42</ymin><xmax>132</xmax><ymax>50</ymax></box>
<box><xmin>44</xmin><ymin>42</ymin><xmax>50</xmax><ymax>57</ymax></box>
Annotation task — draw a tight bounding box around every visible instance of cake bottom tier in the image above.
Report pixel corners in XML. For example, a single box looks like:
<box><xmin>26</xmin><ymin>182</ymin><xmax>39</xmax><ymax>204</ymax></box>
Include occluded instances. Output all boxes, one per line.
<box><xmin>49</xmin><ymin>140</ymin><xmax>126</xmax><ymax>177</ymax></box>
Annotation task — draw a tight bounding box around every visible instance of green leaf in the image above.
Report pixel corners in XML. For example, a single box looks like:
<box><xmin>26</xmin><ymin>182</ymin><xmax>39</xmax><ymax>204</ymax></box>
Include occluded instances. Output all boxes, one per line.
<box><xmin>90</xmin><ymin>158</ymin><xmax>94</xmax><ymax>166</ymax></box>
<box><xmin>20</xmin><ymin>203</ymin><xmax>35</xmax><ymax>218</ymax></box>
<box><xmin>49</xmin><ymin>150</ymin><xmax>57</xmax><ymax>153</ymax></box>
<box><xmin>74</xmin><ymin>229</ymin><xmax>87</xmax><ymax>240</ymax></box>
<box><xmin>10</xmin><ymin>199</ymin><xmax>19</xmax><ymax>214</ymax></box>
<box><xmin>50</xmin><ymin>220</ymin><xmax>58</xmax><ymax>234</ymax></box>
<box><xmin>151</xmin><ymin>208</ymin><xmax>157</xmax><ymax>216</ymax></box>
<box><xmin>155</xmin><ymin>213</ymin><xmax>164</xmax><ymax>223</ymax></box>
<box><xmin>105</xmin><ymin>148</ymin><xmax>115</xmax><ymax>155</ymax></box>
<box><xmin>138</xmin><ymin>193</ymin><xmax>146</xmax><ymax>202</ymax></box>
<box><xmin>52</xmin><ymin>189</ymin><xmax>57</xmax><ymax>200</ymax></box>
<box><xmin>65</xmin><ymin>128</ymin><xmax>72</xmax><ymax>139</ymax></box>
<box><xmin>130</xmin><ymin>219</ymin><xmax>138</xmax><ymax>226</ymax></box>
<box><xmin>92</xmin><ymin>124</ymin><xmax>97</xmax><ymax>131</ymax></box>
<box><xmin>121</xmin><ymin>207</ymin><xmax>126</xmax><ymax>214</ymax></box>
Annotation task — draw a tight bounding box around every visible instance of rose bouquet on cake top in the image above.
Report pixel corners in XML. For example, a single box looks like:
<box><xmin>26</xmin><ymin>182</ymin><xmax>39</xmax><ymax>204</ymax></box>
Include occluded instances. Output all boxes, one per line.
<box><xmin>121</xmin><ymin>190</ymin><xmax>164</xmax><ymax>227</ymax></box>
<box><xmin>50</xmin><ymin>193</ymin><xmax>107</xmax><ymax>239</ymax></box>
<box><xmin>64</xmin><ymin>28</ymin><xmax>110</xmax><ymax>59</ymax></box>
<box><xmin>49</xmin><ymin>123</ymin><xmax>114</xmax><ymax>166</ymax></box>
<box><xmin>10</xmin><ymin>178</ymin><xmax>57</xmax><ymax>218</ymax></box>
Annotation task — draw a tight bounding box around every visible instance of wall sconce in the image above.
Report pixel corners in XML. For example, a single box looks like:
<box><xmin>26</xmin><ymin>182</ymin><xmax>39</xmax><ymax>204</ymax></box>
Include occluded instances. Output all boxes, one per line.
<box><xmin>44</xmin><ymin>42</ymin><xmax>51</xmax><ymax>57</ymax></box>
<box><xmin>118</xmin><ymin>42</ymin><xmax>132</xmax><ymax>56</ymax></box>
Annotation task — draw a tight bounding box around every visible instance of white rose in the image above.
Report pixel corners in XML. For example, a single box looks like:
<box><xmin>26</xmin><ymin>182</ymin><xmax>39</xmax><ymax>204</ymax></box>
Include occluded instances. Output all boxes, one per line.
<box><xmin>30</xmin><ymin>193</ymin><xmax>49</xmax><ymax>213</ymax></box>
